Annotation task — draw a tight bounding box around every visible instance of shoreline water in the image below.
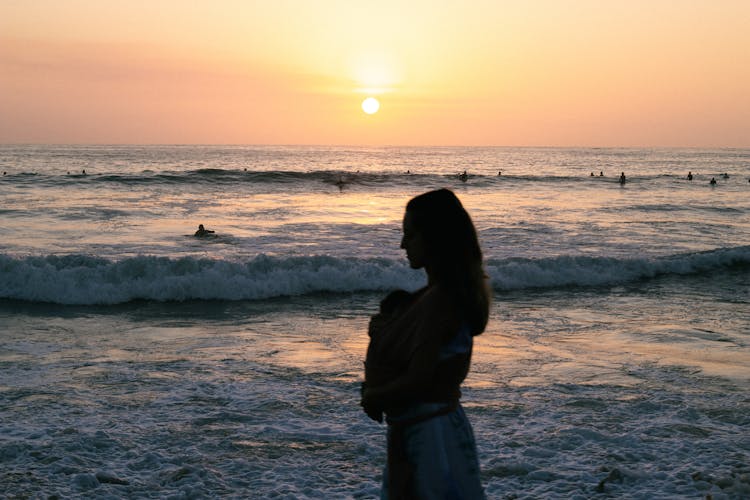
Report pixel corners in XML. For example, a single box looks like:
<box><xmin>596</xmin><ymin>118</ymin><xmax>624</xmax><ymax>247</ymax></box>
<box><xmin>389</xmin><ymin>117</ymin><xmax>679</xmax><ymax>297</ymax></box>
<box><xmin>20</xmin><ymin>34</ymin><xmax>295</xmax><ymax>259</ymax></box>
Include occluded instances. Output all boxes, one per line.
<box><xmin>2</xmin><ymin>274</ymin><xmax>748</xmax><ymax>497</ymax></box>
<box><xmin>1</xmin><ymin>145</ymin><xmax>749</xmax><ymax>497</ymax></box>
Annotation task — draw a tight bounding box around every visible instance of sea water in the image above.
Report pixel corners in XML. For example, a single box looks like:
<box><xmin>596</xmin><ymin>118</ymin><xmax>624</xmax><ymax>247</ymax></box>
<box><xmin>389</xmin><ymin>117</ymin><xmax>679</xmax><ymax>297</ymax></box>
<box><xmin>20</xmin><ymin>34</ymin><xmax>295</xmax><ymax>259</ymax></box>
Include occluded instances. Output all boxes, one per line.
<box><xmin>1</xmin><ymin>145</ymin><xmax>748</xmax><ymax>498</ymax></box>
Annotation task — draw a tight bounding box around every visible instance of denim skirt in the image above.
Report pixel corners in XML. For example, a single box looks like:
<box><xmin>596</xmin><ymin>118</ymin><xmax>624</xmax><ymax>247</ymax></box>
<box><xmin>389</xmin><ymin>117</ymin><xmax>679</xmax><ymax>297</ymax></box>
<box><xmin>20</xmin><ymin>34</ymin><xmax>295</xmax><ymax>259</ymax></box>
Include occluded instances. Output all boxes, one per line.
<box><xmin>381</xmin><ymin>402</ymin><xmax>485</xmax><ymax>500</ymax></box>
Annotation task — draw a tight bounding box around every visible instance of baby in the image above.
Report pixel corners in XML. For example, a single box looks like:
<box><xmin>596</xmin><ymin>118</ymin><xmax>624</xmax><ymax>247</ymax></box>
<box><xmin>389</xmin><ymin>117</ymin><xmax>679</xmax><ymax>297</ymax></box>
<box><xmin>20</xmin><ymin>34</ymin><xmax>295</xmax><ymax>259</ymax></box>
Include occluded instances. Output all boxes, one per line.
<box><xmin>362</xmin><ymin>289</ymin><xmax>413</xmax><ymax>422</ymax></box>
<box><xmin>368</xmin><ymin>289</ymin><xmax>412</xmax><ymax>339</ymax></box>
<box><xmin>378</xmin><ymin>289</ymin><xmax>412</xmax><ymax>317</ymax></box>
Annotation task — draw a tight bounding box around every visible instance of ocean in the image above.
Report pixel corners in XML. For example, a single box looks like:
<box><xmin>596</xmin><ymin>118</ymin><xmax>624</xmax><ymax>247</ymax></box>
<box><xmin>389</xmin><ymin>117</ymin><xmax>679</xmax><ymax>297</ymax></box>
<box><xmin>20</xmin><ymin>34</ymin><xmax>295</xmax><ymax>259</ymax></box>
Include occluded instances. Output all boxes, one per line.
<box><xmin>1</xmin><ymin>145</ymin><xmax>749</xmax><ymax>498</ymax></box>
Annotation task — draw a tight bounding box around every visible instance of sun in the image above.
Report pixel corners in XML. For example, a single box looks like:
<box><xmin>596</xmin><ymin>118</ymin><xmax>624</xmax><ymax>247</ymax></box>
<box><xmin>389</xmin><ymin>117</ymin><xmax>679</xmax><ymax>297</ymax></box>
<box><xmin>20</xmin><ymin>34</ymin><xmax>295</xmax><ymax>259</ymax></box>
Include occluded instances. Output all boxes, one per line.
<box><xmin>361</xmin><ymin>97</ymin><xmax>380</xmax><ymax>114</ymax></box>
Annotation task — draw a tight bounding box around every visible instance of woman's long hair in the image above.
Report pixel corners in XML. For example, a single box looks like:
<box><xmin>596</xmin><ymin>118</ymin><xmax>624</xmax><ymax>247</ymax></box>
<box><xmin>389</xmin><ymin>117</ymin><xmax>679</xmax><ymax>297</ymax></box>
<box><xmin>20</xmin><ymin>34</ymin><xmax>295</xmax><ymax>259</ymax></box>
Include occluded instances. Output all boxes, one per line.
<box><xmin>406</xmin><ymin>189</ymin><xmax>490</xmax><ymax>336</ymax></box>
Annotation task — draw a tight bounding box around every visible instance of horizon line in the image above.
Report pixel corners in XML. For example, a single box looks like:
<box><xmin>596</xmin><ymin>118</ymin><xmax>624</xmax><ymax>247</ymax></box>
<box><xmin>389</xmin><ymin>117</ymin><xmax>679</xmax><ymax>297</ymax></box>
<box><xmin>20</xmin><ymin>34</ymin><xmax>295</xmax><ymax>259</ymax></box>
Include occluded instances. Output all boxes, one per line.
<box><xmin>2</xmin><ymin>142</ymin><xmax>749</xmax><ymax>150</ymax></box>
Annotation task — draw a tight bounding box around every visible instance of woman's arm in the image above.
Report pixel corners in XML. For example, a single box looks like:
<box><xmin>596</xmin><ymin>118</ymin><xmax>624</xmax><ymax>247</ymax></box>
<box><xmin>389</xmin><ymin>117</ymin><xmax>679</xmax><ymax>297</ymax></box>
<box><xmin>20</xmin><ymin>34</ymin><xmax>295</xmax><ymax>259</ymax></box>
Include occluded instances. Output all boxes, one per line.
<box><xmin>362</xmin><ymin>333</ymin><xmax>442</xmax><ymax>410</ymax></box>
<box><xmin>362</xmin><ymin>288</ymin><xmax>460</xmax><ymax>410</ymax></box>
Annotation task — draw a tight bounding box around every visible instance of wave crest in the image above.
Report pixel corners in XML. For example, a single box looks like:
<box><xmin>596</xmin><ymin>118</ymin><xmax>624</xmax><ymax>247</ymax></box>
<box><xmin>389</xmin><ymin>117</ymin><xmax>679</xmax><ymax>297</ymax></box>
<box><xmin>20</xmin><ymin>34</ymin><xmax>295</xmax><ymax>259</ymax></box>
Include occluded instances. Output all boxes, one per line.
<box><xmin>487</xmin><ymin>246</ymin><xmax>750</xmax><ymax>290</ymax></box>
<box><xmin>1</xmin><ymin>246</ymin><xmax>748</xmax><ymax>305</ymax></box>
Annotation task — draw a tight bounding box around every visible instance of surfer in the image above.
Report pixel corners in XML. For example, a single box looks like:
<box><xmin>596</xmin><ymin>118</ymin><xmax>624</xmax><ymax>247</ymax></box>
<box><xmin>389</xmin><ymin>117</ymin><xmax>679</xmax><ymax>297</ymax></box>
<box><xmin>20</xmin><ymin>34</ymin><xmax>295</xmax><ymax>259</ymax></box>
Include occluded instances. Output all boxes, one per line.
<box><xmin>194</xmin><ymin>224</ymin><xmax>215</xmax><ymax>237</ymax></box>
<box><xmin>709</xmin><ymin>177</ymin><xmax>717</xmax><ymax>185</ymax></box>
<box><xmin>458</xmin><ymin>170</ymin><xmax>468</xmax><ymax>182</ymax></box>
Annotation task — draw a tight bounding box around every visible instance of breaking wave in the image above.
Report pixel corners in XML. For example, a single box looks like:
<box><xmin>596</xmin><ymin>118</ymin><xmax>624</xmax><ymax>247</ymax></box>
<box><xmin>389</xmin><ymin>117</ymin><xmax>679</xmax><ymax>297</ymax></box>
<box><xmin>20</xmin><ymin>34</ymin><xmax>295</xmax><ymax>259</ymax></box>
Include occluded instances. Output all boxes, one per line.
<box><xmin>1</xmin><ymin>246</ymin><xmax>748</xmax><ymax>305</ymax></box>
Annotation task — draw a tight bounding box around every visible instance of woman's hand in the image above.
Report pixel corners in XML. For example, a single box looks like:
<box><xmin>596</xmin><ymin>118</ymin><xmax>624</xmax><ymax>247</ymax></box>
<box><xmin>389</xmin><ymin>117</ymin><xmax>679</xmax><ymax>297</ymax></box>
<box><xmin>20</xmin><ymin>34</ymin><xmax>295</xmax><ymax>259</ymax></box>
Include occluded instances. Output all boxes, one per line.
<box><xmin>360</xmin><ymin>382</ymin><xmax>383</xmax><ymax>423</ymax></box>
<box><xmin>367</xmin><ymin>313</ymin><xmax>389</xmax><ymax>338</ymax></box>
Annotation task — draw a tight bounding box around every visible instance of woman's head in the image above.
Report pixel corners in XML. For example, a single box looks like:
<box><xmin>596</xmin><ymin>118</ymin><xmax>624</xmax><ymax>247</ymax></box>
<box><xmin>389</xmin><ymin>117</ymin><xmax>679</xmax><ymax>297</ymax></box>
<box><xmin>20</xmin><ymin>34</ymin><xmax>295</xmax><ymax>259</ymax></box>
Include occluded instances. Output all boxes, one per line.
<box><xmin>402</xmin><ymin>189</ymin><xmax>482</xmax><ymax>273</ymax></box>
<box><xmin>402</xmin><ymin>189</ymin><xmax>489</xmax><ymax>335</ymax></box>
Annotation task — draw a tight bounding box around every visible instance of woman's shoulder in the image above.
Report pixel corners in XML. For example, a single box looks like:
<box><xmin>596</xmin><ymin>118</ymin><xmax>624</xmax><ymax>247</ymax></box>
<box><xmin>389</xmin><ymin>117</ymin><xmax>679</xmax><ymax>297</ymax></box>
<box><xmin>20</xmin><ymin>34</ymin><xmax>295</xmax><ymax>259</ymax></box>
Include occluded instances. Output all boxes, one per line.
<box><xmin>417</xmin><ymin>284</ymin><xmax>457</xmax><ymax>306</ymax></box>
<box><xmin>413</xmin><ymin>285</ymin><xmax>462</xmax><ymax>326</ymax></box>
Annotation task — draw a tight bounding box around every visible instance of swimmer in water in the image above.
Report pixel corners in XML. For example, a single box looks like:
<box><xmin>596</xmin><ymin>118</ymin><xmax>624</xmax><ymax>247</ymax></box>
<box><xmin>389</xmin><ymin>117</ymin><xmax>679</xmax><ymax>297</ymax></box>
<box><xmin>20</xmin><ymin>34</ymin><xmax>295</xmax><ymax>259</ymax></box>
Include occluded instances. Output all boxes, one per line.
<box><xmin>709</xmin><ymin>177</ymin><xmax>717</xmax><ymax>185</ymax></box>
<box><xmin>194</xmin><ymin>224</ymin><xmax>215</xmax><ymax>237</ymax></box>
<box><xmin>458</xmin><ymin>170</ymin><xmax>468</xmax><ymax>182</ymax></box>
<box><xmin>687</xmin><ymin>171</ymin><xmax>693</xmax><ymax>181</ymax></box>
<box><xmin>619</xmin><ymin>172</ymin><xmax>626</xmax><ymax>184</ymax></box>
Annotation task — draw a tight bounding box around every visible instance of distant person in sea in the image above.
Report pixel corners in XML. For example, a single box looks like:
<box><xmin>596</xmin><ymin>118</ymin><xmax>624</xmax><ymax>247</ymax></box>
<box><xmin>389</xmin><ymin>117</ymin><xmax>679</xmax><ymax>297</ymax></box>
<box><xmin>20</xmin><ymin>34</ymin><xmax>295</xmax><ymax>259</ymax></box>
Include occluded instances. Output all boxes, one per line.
<box><xmin>362</xmin><ymin>188</ymin><xmax>489</xmax><ymax>499</ymax></box>
<box><xmin>194</xmin><ymin>224</ymin><xmax>215</xmax><ymax>237</ymax></box>
<box><xmin>619</xmin><ymin>172</ymin><xmax>626</xmax><ymax>184</ymax></box>
<box><xmin>82</xmin><ymin>169</ymin><xmax>86</xmax><ymax>175</ymax></box>
<box><xmin>590</xmin><ymin>172</ymin><xmax>595</xmax><ymax>177</ymax></box>
<box><xmin>722</xmin><ymin>173</ymin><xmax>729</xmax><ymax>179</ymax></box>
<box><xmin>687</xmin><ymin>171</ymin><xmax>693</xmax><ymax>181</ymax></box>
<box><xmin>498</xmin><ymin>171</ymin><xmax>502</xmax><ymax>176</ymax></box>
<box><xmin>599</xmin><ymin>171</ymin><xmax>604</xmax><ymax>176</ymax></box>
<box><xmin>710</xmin><ymin>177</ymin><xmax>717</xmax><ymax>185</ymax></box>
<box><xmin>458</xmin><ymin>170</ymin><xmax>468</xmax><ymax>182</ymax></box>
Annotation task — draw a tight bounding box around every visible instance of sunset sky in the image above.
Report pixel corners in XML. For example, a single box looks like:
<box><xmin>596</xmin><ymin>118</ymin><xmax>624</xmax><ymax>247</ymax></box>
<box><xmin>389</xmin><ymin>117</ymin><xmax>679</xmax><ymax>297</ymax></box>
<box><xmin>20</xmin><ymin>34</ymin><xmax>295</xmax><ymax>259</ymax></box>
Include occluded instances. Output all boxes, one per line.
<box><xmin>1</xmin><ymin>1</ymin><xmax>749</xmax><ymax>147</ymax></box>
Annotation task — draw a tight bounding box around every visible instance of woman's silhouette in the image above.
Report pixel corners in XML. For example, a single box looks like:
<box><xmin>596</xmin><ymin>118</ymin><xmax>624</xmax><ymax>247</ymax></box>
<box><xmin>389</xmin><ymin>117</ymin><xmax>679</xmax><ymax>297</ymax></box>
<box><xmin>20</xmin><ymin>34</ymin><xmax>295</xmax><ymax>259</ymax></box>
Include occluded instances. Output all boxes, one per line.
<box><xmin>362</xmin><ymin>188</ymin><xmax>489</xmax><ymax>499</ymax></box>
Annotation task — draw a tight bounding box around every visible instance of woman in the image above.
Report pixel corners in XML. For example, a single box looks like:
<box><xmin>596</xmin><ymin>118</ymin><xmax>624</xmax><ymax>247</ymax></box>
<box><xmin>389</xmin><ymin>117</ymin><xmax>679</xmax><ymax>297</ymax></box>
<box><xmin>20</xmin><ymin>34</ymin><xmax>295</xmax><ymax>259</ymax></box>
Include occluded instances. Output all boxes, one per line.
<box><xmin>362</xmin><ymin>189</ymin><xmax>490</xmax><ymax>499</ymax></box>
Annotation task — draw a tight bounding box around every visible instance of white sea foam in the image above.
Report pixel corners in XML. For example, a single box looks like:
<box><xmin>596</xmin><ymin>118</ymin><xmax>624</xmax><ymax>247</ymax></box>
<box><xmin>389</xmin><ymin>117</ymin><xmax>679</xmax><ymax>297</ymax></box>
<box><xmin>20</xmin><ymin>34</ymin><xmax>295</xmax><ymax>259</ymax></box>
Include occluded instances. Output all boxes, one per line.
<box><xmin>1</xmin><ymin>246</ymin><xmax>748</xmax><ymax>305</ymax></box>
<box><xmin>487</xmin><ymin>245</ymin><xmax>750</xmax><ymax>290</ymax></box>
<box><xmin>0</xmin><ymin>254</ymin><xmax>422</xmax><ymax>304</ymax></box>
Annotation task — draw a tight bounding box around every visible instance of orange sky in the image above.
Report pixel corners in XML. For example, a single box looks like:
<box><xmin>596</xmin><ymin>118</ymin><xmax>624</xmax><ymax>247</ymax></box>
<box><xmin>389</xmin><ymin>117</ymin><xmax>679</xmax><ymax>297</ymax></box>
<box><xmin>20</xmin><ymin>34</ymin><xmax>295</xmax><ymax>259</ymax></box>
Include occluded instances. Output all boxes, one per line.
<box><xmin>1</xmin><ymin>1</ymin><xmax>749</xmax><ymax>146</ymax></box>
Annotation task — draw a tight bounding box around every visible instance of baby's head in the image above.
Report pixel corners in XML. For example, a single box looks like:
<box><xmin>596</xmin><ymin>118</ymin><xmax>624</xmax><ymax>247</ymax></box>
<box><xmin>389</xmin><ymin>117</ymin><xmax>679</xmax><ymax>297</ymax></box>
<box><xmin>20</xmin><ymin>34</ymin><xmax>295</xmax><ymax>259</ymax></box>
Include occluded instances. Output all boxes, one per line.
<box><xmin>379</xmin><ymin>289</ymin><xmax>412</xmax><ymax>315</ymax></box>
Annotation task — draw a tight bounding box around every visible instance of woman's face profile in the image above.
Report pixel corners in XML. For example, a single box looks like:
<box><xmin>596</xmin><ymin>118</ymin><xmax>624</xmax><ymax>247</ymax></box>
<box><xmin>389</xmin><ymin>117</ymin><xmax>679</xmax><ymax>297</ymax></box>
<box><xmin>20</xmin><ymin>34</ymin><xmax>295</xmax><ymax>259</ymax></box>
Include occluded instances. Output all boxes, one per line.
<box><xmin>401</xmin><ymin>211</ymin><xmax>426</xmax><ymax>269</ymax></box>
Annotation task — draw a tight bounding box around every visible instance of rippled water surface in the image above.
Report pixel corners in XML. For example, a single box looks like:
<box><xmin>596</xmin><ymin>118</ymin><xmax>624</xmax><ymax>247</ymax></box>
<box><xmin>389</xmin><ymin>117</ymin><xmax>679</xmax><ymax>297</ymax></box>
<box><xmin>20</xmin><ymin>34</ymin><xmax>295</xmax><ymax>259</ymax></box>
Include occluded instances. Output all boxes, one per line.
<box><xmin>1</xmin><ymin>146</ymin><xmax>749</xmax><ymax>498</ymax></box>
